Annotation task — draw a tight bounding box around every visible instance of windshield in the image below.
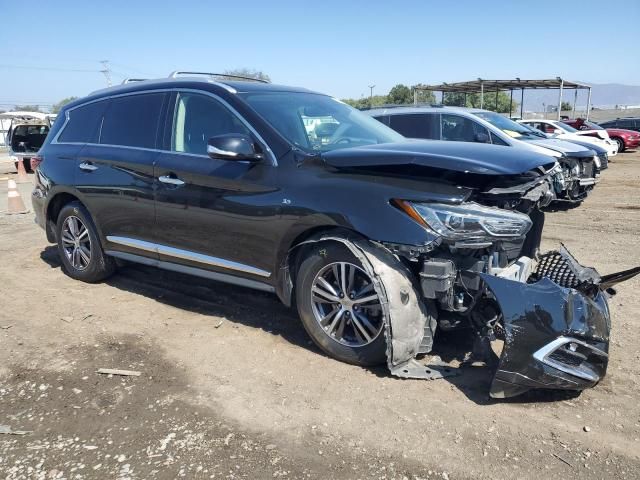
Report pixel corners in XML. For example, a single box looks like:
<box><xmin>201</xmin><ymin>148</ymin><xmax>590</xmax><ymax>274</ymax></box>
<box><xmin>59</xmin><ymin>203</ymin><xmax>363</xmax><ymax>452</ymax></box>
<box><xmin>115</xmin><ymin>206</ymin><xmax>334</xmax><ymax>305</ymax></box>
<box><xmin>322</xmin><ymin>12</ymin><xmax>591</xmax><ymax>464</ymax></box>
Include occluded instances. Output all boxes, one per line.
<box><xmin>583</xmin><ymin>120</ymin><xmax>604</xmax><ymax>130</ymax></box>
<box><xmin>556</xmin><ymin>122</ymin><xmax>578</xmax><ymax>133</ymax></box>
<box><xmin>473</xmin><ymin>111</ymin><xmax>538</xmax><ymax>140</ymax></box>
<box><xmin>239</xmin><ymin>92</ymin><xmax>405</xmax><ymax>152</ymax></box>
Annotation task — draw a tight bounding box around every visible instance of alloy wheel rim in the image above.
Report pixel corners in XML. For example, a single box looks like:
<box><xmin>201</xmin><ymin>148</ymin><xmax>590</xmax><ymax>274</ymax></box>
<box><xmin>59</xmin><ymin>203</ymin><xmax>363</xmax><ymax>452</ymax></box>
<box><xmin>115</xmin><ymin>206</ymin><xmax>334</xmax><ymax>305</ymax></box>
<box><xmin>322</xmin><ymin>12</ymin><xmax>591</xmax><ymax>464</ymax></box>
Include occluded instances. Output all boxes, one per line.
<box><xmin>310</xmin><ymin>261</ymin><xmax>384</xmax><ymax>347</ymax></box>
<box><xmin>61</xmin><ymin>215</ymin><xmax>92</xmax><ymax>271</ymax></box>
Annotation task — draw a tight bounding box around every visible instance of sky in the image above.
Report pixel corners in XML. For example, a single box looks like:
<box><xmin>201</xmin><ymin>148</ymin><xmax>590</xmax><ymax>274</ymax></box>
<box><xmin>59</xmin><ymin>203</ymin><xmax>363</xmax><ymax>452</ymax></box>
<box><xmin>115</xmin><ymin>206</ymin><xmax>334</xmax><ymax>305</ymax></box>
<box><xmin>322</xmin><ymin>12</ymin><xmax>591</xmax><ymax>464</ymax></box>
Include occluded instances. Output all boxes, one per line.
<box><xmin>2</xmin><ymin>0</ymin><xmax>639</xmax><ymax>111</ymax></box>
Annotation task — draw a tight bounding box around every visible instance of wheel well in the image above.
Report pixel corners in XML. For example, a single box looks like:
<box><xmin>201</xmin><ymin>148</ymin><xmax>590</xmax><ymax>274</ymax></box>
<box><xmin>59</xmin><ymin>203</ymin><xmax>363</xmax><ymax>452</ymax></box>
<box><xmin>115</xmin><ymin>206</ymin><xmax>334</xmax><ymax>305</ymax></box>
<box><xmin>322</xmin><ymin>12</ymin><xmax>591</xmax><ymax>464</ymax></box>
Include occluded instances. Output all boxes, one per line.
<box><xmin>278</xmin><ymin>225</ymin><xmax>362</xmax><ymax>307</ymax></box>
<box><xmin>45</xmin><ymin>193</ymin><xmax>81</xmax><ymax>242</ymax></box>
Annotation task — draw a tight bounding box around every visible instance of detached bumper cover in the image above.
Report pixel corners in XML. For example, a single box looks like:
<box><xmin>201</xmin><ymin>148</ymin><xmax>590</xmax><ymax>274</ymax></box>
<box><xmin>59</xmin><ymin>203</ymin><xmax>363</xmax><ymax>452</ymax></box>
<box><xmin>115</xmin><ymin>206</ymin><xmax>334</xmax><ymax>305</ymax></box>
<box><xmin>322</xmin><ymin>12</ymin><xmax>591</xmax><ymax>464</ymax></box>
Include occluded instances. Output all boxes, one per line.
<box><xmin>482</xmin><ymin>274</ymin><xmax>610</xmax><ymax>398</ymax></box>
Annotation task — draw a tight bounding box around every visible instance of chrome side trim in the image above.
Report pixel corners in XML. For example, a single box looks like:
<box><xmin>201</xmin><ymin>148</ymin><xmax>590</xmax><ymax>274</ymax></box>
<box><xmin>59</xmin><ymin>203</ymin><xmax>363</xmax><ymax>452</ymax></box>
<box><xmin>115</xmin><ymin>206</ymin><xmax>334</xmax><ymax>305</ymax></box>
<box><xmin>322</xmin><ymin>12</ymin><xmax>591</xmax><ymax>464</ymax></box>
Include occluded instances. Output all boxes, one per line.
<box><xmin>106</xmin><ymin>236</ymin><xmax>271</xmax><ymax>278</ymax></box>
<box><xmin>533</xmin><ymin>336</ymin><xmax>607</xmax><ymax>382</ymax></box>
<box><xmin>105</xmin><ymin>250</ymin><xmax>274</xmax><ymax>293</ymax></box>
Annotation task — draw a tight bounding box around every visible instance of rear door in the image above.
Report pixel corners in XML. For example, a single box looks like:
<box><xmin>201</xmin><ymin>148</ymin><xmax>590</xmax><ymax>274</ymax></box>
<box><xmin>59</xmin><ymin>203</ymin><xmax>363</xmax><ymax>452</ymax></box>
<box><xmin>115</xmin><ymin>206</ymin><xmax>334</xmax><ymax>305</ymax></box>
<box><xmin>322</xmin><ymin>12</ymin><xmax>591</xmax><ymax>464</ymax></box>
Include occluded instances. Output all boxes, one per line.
<box><xmin>388</xmin><ymin>113</ymin><xmax>440</xmax><ymax>139</ymax></box>
<box><xmin>76</xmin><ymin>92</ymin><xmax>167</xmax><ymax>257</ymax></box>
<box><xmin>153</xmin><ymin>90</ymin><xmax>281</xmax><ymax>281</ymax></box>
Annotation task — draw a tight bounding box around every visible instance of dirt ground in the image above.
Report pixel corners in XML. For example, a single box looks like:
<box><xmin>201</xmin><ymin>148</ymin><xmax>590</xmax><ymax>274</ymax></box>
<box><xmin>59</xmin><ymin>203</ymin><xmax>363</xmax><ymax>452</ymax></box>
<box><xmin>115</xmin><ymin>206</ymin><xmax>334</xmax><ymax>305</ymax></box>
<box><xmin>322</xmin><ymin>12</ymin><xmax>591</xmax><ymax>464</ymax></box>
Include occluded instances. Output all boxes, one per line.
<box><xmin>1</xmin><ymin>150</ymin><xmax>639</xmax><ymax>480</ymax></box>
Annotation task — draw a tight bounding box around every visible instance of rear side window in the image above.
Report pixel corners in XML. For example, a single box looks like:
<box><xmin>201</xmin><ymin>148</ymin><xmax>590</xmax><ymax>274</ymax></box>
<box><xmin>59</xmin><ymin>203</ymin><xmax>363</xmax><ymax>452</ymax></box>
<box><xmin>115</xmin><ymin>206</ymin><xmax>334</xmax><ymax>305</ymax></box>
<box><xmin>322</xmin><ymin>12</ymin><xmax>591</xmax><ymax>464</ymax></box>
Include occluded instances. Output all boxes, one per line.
<box><xmin>100</xmin><ymin>93</ymin><xmax>165</xmax><ymax>148</ymax></box>
<box><xmin>58</xmin><ymin>101</ymin><xmax>107</xmax><ymax>143</ymax></box>
<box><xmin>618</xmin><ymin>119</ymin><xmax>635</xmax><ymax>129</ymax></box>
<box><xmin>373</xmin><ymin>115</ymin><xmax>390</xmax><ymax>126</ymax></box>
<box><xmin>389</xmin><ymin>113</ymin><xmax>439</xmax><ymax>139</ymax></box>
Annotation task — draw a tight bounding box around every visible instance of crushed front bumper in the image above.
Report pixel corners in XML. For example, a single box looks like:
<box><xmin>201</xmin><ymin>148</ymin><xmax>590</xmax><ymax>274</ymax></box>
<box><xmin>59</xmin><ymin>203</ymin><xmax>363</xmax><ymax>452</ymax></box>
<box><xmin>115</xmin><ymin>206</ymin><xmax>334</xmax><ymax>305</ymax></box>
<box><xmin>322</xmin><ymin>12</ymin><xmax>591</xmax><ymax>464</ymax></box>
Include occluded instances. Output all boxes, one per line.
<box><xmin>482</xmin><ymin>273</ymin><xmax>610</xmax><ymax>398</ymax></box>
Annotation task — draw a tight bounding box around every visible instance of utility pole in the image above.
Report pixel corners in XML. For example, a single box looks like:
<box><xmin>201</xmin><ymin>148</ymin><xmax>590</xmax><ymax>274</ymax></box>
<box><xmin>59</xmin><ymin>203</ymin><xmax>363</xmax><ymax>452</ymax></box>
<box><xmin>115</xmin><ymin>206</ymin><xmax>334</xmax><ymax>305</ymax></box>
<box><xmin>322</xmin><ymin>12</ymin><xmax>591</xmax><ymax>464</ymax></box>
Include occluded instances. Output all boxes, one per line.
<box><xmin>368</xmin><ymin>84</ymin><xmax>375</xmax><ymax>103</ymax></box>
<box><xmin>100</xmin><ymin>60</ymin><xmax>112</xmax><ymax>87</ymax></box>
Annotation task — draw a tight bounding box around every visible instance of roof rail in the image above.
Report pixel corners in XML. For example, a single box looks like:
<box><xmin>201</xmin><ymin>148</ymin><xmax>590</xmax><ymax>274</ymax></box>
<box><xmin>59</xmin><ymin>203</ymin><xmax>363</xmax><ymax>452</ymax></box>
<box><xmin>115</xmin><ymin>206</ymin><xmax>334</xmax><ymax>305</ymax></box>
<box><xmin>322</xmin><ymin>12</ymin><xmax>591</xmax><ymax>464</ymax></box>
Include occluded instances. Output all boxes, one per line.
<box><xmin>359</xmin><ymin>103</ymin><xmax>443</xmax><ymax>111</ymax></box>
<box><xmin>168</xmin><ymin>71</ymin><xmax>270</xmax><ymax>84</ymax></box>
<box><xmin>121</xmin><ymin>78</ymin><xmax>147</xmax><ymax>84</ymax></box>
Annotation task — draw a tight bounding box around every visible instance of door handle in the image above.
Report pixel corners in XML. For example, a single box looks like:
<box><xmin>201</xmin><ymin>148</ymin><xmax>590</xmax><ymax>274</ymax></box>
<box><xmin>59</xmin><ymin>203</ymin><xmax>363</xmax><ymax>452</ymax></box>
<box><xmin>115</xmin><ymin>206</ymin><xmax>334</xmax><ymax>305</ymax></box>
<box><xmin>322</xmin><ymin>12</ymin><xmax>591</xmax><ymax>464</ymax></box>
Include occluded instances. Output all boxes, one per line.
<box><xmin>158</xmin><ymin>175</ymin><xmax>185</xmax><ymax>186</ymax></box>
<box><xmin>79</xmin><ymin>162</ymin><xmax>98</xmax><ymax>172</ymax></box>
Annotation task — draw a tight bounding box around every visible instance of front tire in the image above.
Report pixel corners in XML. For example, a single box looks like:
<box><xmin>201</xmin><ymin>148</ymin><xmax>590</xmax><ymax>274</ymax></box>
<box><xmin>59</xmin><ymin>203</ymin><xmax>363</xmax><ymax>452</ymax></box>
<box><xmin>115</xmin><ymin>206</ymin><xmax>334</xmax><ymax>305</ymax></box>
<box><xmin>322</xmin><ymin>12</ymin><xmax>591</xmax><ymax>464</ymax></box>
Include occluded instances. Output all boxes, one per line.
<box><xmin>296</xmin><ymin>242</ymin><xmax>387</xmax><ymax>366</ymax></box>
<box><xmin>612</xmin><ymin>137</ymin><xmax>625</xmax><ymax>153</ymax></box>
<box><xmin>55</xmin><ymin>201</ymin><xmax>116</xmax><ymax>282</ymax></box>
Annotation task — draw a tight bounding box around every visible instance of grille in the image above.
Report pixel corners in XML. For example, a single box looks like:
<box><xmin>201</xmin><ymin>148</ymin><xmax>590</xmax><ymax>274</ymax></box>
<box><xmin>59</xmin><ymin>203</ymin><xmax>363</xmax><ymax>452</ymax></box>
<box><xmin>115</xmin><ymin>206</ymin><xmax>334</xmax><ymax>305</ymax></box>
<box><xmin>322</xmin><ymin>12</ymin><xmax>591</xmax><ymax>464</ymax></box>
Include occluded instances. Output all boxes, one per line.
<box><xmin>581</xmin><ymin>159</ymin><xmax>594</xmax><ymax>178</ymax></box>
<box><xmin>598</xmin><ymin>153</ymin><xmax>608</xmax><ymax>169</ymax></box>
<box><xmin>548</xmin><ymin>348</ymin><xmax>586</xmax><ymax>367</ymax></box>
<box><xmin>535</xmin><ymin>251</ymin><xmax>582</xmax><ymax>288</ymax></box>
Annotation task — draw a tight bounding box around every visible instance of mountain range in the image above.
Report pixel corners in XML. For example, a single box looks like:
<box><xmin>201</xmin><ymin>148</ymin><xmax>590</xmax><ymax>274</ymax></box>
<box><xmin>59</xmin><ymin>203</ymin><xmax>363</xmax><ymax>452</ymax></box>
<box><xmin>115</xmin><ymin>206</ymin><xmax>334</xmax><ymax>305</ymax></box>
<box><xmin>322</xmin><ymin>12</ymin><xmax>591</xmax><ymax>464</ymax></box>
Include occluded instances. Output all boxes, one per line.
<box><xmin>521</xmin><ymin>82</ymin><xmax>640</xmax><ymax>111</ymax></box>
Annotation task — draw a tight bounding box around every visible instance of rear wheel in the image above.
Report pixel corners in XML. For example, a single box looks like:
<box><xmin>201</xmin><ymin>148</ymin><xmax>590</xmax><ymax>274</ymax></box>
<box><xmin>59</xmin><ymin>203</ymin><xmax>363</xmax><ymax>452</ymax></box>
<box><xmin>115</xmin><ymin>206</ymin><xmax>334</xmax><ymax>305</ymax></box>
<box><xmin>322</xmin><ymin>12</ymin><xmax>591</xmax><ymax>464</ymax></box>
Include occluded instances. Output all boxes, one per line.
<box><xmin>612</xmin><ymin>137</ymin><xmax>625</xmax><ymax>153</ymax></box>
<box><xmin>296</xmin><ymin>243</ymin><xmax>387</xmax><ymax>366</ymax></box>
<box><xmin>14</xmin><ymin>158</ymin><xmax>33</xmax><ymax>173</ymax></box>
<box><xmin>56</xmin><ymin>201</ymin><xmax>116</xmax><ymax>282</ymax></box>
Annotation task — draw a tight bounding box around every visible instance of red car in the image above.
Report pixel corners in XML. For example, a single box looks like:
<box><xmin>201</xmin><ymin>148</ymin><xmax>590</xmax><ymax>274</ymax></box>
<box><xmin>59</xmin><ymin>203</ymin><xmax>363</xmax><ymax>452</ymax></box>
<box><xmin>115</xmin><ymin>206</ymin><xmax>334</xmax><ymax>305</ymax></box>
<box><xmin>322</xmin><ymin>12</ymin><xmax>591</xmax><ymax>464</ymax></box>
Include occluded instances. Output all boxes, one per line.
<box><xmin>562</xmin><ymin>118</ymin><xmax>640</xmax><ymax>152</ymax></box>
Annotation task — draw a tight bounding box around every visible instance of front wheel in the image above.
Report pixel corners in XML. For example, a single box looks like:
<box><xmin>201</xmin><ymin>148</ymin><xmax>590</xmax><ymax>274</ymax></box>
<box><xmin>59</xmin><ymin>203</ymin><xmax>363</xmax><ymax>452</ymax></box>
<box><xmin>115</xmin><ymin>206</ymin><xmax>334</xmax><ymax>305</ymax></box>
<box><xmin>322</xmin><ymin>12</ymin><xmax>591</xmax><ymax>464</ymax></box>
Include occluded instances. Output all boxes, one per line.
<box><xmin>612</xmin><ymin>137</ymin><xmax>625</xmax><ymax>153</ymax></box>
<box><xmin>296</xmin><ymin>242</ymin><xmax>387</xmax><ymax>366</ymax></box>
<box><xmin>56</xmin><ymin>201</ymin><xmax>116</xmax><ymax>282</ymax></box>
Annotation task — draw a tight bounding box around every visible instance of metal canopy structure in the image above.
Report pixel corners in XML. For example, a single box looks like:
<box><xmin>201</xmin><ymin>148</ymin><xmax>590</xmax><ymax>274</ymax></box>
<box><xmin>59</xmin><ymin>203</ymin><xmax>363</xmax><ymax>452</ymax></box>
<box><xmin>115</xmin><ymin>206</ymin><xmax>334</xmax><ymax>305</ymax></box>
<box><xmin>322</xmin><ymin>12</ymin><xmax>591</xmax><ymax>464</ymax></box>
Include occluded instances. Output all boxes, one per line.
<box><xmin>413</xmin><ymin>77</ymin><xmax>593</xmax><ymax>120</ymax></box>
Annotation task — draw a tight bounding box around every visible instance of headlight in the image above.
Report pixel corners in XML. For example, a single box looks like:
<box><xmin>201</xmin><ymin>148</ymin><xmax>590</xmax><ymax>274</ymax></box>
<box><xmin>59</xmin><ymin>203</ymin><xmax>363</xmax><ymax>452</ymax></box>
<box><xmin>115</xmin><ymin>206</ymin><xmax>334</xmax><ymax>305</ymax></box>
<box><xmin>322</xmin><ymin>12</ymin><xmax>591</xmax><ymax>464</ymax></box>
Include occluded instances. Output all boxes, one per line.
<box><xmin>393</xmin><ymin>201</ymin><xmax>532</xmax><ymax>242</ymax></box>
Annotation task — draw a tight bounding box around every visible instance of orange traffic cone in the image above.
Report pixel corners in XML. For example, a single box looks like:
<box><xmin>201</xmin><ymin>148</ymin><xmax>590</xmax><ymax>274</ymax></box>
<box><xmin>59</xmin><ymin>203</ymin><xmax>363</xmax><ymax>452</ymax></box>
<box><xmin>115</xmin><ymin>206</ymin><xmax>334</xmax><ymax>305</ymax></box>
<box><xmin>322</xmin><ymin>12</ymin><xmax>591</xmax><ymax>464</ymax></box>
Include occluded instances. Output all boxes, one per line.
<box><xmin>15</xmin><ymin>157</ymin><xmax>30</xmax><ymax>184</ymax></box>
<box><xmin>7</xmin><ymin>179</ymin><xmax>29</xmax><ymax>215</ymax></box>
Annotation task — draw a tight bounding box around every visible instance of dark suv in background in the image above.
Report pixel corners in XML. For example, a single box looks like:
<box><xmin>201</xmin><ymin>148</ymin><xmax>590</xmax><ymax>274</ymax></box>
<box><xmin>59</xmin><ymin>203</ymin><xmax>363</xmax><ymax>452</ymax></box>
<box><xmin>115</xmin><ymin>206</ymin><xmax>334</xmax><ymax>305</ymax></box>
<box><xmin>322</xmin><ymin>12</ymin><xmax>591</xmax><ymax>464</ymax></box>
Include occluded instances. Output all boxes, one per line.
<box><xmin>598</xmin><ymin>117</ymin><xmax>640</xmax><ymax>133</ymax></box>
<box><xmin>32</xmin><ymin>73</ymin><xmax>632</xmax><ymax>398</ymax></box>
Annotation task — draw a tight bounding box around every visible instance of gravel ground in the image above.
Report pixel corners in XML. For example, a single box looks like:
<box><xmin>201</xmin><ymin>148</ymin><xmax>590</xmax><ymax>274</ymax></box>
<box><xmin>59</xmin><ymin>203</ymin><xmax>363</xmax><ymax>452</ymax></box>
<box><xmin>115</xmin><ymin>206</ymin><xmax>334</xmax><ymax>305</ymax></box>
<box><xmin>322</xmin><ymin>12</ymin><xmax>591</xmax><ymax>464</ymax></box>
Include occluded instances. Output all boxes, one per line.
<box><xmin>1</xmin><ymin>150</ymin><xmax>639</xmax><ymax>479</ymax></box>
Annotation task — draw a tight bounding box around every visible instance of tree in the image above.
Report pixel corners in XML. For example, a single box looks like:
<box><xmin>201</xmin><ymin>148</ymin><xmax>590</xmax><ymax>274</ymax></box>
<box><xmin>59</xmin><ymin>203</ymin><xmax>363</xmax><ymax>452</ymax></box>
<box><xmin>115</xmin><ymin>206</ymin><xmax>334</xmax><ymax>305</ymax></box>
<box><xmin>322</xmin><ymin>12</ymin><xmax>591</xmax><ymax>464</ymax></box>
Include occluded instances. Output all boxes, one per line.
<box><xmin>341</xmin><ymin>95</ymin><xmax>388</xmax><ymax>109</ymax></box>
<box><xmin>560</xmin><ymin>101</ymin><xmax>572</xmax><ymax>112</ymax></box>
<box><xmin>442</xmin><ymin>91</ymin><xmax>518</xmax><ymax>114</ymax></box>
<box><xmin>222</xmin><ymin>68</ymin><xmax>270</xmax><ymax>82</ymax></box>
<box><xmin>387</xmin><ymin>84</ymin><xmax>412</xmax><ymax>104</ymax></box>
<box><xmin>14</xmin><ymin>104</ymin><xmax>41</xmax><ymax>112</ymax></box>
<box><xmin>411</xmin><ymin>86</ymin><xmax>435</xmax><ymax>105</ymax></box>
<box><xmin>52</xmin><ymin>96</ymin><xmax>79</xmax><ymax>114</ymax></box>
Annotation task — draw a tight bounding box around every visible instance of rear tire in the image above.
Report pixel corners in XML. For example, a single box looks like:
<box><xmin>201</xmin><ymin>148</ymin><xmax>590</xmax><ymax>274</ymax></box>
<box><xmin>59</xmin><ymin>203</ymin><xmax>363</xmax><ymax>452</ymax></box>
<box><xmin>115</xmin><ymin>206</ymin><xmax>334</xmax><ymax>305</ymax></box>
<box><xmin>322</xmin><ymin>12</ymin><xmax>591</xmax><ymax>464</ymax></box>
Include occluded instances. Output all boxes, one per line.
<box><xmin>296</xmin><ymin>242</ymin><xmax>387</xmax><ymax>366</ymax></box>
<box><xmin>612</xmin><ymin>137</ymin><xmax>625</xmax><ymax>153</ymax></box>
<box><xmin>55</xmin><ymin>201</ymin><xmax>116</xmax><ymax>283</ymax></box>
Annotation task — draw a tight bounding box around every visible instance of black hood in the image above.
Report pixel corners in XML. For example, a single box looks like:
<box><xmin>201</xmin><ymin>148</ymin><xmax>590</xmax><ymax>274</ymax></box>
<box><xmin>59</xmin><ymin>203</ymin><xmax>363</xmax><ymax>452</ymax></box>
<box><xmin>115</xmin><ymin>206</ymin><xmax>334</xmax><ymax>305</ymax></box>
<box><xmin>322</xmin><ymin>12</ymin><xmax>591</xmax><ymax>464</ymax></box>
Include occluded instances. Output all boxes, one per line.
<box><xmin>321</xmin><ymin>140</ymin><xmax>557</xmax><ymax>175</ymax></box>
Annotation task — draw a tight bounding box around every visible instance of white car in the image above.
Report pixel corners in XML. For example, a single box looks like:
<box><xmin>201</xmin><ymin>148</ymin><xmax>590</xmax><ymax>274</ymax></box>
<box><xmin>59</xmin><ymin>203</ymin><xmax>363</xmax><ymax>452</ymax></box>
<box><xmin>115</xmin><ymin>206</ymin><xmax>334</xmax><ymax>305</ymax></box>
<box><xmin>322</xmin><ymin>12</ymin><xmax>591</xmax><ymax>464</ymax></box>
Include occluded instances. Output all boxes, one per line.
<box><xmin>519</xmin><ymin>119</ymin><xmax>618</xmax><ymax>157</ymax></box>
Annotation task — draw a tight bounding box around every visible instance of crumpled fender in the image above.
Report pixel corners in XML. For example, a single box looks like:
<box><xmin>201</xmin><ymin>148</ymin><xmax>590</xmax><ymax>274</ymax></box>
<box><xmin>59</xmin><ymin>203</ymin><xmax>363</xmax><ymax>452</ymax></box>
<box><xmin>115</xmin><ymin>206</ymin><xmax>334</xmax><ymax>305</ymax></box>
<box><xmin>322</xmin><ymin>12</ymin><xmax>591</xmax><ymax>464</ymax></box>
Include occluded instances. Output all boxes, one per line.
<box><xmin>293</xmin><ymin>235</ymin><xmax>436</xmax><ymax>377</ymax></box>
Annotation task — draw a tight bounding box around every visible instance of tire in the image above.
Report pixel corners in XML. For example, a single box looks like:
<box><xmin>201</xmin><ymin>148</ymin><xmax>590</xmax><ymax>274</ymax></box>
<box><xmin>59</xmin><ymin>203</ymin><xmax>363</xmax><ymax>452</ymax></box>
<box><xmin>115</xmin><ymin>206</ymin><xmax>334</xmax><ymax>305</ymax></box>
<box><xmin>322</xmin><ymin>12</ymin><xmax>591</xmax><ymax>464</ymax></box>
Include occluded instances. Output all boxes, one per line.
<box><xmin>13</xmin><ymin>158</ymin><xmax>32</xmax><ymax>173</ymax></box>
<box><xmin>612</xmin><ymin>137</ymin><xmax>625</xmax><ymax>153</ymax></box>
<box><xmin>296</xmin><ymin>242</ymin><xmax>387</xmax><ymax>366</ymax></box>
<box><xmin>55</xmin><ymin>201</ymin><xmax>116</xmax><ymax>283</ymax></box>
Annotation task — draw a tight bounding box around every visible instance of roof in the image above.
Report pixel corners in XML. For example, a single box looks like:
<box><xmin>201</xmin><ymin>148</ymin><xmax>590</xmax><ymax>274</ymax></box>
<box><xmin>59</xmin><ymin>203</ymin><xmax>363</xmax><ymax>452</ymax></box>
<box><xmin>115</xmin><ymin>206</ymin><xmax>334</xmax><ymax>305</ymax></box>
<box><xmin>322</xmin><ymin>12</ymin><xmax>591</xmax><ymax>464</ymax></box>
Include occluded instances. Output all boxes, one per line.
<box><xmin>414</xmin><ymin>78</ymin><xmax>591</xmax><ymax>93</ymax></box>
<box><xmin>0</xmin><ymin>111</ymin><xmax>48</xmax><ymax>120</ymax></box>
<box><xmin>89</xmin><ymin>77</ymin><xmax>316</xmax><ymax>98</ymax></box>
<box><xmin>364</xmin><ymin>105</ymin><xmax>481</xmax><ymax>116</ymax></box>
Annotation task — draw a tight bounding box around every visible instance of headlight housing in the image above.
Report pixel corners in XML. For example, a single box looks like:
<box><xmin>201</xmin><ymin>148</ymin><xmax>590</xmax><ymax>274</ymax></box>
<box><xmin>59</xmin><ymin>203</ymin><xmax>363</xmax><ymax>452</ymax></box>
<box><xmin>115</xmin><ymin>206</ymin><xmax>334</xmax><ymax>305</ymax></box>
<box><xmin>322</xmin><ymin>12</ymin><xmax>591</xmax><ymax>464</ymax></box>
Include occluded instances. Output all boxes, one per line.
<box><xmin>394</xmin><ymin>201</ymin><xmax>532</xmax><ymax>243</ymax></box>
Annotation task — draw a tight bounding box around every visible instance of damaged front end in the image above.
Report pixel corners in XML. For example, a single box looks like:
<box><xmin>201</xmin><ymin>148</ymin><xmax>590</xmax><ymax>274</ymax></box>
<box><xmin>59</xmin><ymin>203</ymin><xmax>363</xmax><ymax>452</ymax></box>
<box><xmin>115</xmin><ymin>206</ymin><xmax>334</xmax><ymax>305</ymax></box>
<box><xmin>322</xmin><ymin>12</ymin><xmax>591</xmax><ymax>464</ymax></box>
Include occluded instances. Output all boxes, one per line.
<box><xmin>482</xmin><ymin>247</ymin><xmax>636</xmax><ymax>398</ymax></box>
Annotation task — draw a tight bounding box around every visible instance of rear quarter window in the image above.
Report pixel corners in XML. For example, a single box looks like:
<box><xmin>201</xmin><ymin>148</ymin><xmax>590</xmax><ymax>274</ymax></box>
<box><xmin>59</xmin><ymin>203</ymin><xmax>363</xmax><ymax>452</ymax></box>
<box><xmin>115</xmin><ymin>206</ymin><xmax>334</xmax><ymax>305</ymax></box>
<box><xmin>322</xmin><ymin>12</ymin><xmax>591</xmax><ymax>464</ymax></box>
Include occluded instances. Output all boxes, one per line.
<box><xmin>100</xmin><ymin>93</ymin><xmax>165</xmax><ymax>148</ymax></box>
<box><xmin>58</xmin><ymin>101</ymin><xmax>108</xmax><ymax>143</ymax></box>
<box><xmin>389</xmin><ymin>113</ymin><xmax>439</xmax><ymax>139</ymax></box>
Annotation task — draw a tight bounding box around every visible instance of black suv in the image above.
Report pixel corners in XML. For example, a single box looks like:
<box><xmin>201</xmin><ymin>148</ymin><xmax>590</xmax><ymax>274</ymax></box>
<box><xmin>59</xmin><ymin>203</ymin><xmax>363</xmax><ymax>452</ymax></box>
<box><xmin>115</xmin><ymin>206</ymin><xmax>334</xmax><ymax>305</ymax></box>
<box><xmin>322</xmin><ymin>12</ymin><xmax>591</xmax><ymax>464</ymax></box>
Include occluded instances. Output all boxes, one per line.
<box><xmin>598</xmin><ymin>117</ymin><xmax>640</xmax><ymax>133</ymax></box>
<box><xmin>33</xmin><ymin>74</ymin><xmax>626</xmax><ymax>398</ymax></box>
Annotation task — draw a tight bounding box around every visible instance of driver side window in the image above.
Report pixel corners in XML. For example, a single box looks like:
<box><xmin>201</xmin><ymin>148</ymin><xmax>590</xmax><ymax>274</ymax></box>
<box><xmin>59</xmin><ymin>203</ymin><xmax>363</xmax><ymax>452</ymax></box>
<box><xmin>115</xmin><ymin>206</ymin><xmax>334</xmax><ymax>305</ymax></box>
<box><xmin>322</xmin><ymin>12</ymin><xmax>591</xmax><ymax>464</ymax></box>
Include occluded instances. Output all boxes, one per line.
<box><xmin>171</xmin><ymin>92</ymin><xmax>251</xmax><ymax>155</ymax></box>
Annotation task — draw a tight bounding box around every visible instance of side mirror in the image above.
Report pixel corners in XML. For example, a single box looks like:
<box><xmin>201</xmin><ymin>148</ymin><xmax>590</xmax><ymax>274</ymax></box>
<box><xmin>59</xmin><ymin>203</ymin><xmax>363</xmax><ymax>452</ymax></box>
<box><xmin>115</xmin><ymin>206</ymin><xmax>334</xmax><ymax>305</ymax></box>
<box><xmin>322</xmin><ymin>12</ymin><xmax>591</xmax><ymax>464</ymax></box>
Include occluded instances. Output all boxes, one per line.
<box><xmin>474</xmin><ymin>132</ymin><xmax>490</xmax><ymax>143</ymax></box>
<box><xmin>207</xmin><ymin>134</ymin><xmax>262</xmax><ymax>162</ymax></box>
<box><xmin>553</xmin><ymin>128</ymin><xmax>563</xmax><ymax>135</ymax></box>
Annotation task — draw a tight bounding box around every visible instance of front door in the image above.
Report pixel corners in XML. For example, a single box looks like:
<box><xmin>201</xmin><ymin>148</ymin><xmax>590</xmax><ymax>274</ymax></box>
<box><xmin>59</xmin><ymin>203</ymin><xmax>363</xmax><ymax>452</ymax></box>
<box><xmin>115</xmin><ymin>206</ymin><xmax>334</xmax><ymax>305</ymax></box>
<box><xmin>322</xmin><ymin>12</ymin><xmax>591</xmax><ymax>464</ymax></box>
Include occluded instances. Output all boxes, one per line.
<box><xmin>153</xmin><ymin>91</ymin><xmax>282</xmax><ymax>281</ymax></box>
